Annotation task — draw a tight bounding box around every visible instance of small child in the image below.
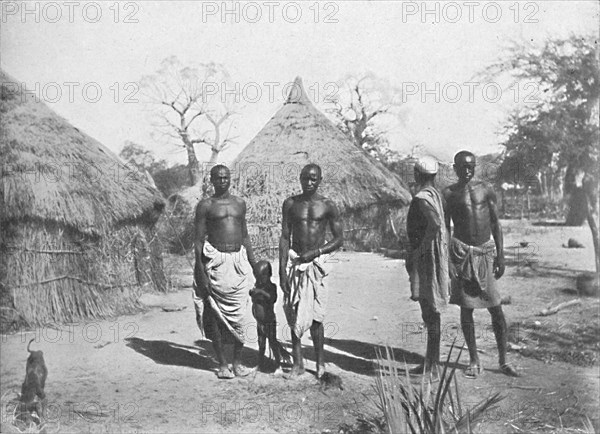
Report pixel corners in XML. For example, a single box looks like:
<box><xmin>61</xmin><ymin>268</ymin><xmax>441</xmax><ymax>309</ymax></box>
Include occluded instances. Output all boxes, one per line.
<box><xmin>250</xmin><ymin>260</ymin><xmax>290</xmax><ymax>371</ymax></box>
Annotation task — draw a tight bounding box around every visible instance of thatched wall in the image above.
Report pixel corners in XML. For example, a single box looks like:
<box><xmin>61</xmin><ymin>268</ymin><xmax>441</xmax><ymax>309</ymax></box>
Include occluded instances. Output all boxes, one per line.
<box><xmin>1</xmin><ymin>222</ymin><xmax>165</xmax><ymax>328</ymax></box>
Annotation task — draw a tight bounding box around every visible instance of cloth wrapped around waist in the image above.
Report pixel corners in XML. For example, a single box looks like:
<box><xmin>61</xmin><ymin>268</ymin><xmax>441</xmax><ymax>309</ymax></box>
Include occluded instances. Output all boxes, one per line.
<box><xmin>284</xmin><ymin>249</ymin><xmax>331</xmax><ymax>339</ymax></box>
<box><xmin>192</xmin><ymin>240</ymin><xmax>253</xmax><ymax>343</ymax></box>
<box><xmin>449</xmin><ymin>238</ymin><xmax>496</xmax><ymax>294</ymax></box>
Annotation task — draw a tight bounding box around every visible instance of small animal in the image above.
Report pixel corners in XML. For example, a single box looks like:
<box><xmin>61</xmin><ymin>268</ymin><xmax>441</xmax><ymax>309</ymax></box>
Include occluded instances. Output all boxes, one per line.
<box><xmin>251</xmin><ymin>261</ymin><xmax>291</xmax><ymax>371</ymax></box>
<box><xmin>319</xmin><ymin>372</ymin><xmax>344</xmax><ymax>391</ymax></box>
<box><xmin>563</xmin><ymin>238</ymin><xmax>584</xmax><ymax>248</ymax></box>
<box><xmin>18</xmin><ymin>339</ymin><xmax>48</xmax><ymax>423</ymax></box>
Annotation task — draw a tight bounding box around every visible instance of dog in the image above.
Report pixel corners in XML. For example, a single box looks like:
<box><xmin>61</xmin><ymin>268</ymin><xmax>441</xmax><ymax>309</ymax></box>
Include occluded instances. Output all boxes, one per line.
<box><xmin>18</xmin><ymin>338</ymin><xmax>48</xmax><ymax>424</ymax></box>
<box><xmin>251</xmin><ymin>261</ymin><xmax>291</xmax><ymax>371</ymax></box>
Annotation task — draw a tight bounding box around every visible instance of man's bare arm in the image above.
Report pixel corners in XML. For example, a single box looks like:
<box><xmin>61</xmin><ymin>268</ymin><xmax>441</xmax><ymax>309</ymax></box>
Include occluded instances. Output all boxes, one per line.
<box><xmin>279</xmin><ymin>198</ymin><xmax>293</xmax><ymax>294</ymax></box>
<box><xmin>442</xmin><ymin>188</ymin><xmax>452</xmax><ymax>233</ymax></box>
<box><xmin>240</xmin><ymin>200</ymin><xmax>257</xmax><ymax>269</ymax></box>
<box><xmin>194</xmin><ymin>200</ymin><xmax>210</xmax><ymax>298</ymax></box>
<box><xmin>487</xmin><ymin>185</ymin><xmax>505</xmax><ymax>279</ymax></box>
<box><xmin>298</xmin><ymin>200</ymin><xmax>344</xmax><ymax>263</ymax></box>
<box><xmin>321</xmin><ymin>200</ymin><xmax>343</xmax><ymax>255</ymax></box>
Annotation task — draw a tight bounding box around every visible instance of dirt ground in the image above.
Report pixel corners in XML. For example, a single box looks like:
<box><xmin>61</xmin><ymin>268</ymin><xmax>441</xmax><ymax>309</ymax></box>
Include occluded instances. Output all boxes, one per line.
<box><xmin>1</xmin><ymin>220</ymin><xmax>598</xmax><ymax>433</ymax></box>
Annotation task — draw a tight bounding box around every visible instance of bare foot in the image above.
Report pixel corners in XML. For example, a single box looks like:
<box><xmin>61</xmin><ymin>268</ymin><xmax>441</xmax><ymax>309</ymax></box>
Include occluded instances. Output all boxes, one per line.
<box><xmin>500</xmin><ymin>363</ymin><xmax>521</xmax><ymax>377</ymax></box>
<box><xmin>408</xmin><ymin>364</ymin><xmax>427</xmax><ymax>376</ymax></box>
<box><xmin>316</xmin><ymin>365</ymin><xmax>326</xmax><ymax>379</ymax></box>
<box><xmin>217</xmin><ymin>366</ymin><xmax>235</xmax><ymax>379</ymax></box>
<box><xmin>464</xmin><ymin>362</ymin><xmax>484</xmax><ymax>379</ymax></box>
<box><xmin>284</xmin><ymin>365</ymin><xmax>305</xmax><ymax>378</ymax></box>
<box><xmin>233</xmin><ymin>364</ymin><xmax>251</xmax><ymax>377</ymax></box>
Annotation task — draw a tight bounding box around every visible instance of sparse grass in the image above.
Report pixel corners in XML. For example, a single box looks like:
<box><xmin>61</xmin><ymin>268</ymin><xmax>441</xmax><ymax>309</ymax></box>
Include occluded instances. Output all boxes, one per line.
<box><xmin>507</xmin><ymin>415</ymin><xmax>596</xmax><ymax>433</ymax></box>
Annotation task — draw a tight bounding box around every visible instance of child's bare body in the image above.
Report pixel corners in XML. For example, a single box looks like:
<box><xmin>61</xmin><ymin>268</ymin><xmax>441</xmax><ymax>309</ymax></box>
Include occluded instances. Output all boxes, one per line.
<box><xmin>251</xmin><ymin>261</ymin><xmax>290</xmax><ymax>371</ymax></box>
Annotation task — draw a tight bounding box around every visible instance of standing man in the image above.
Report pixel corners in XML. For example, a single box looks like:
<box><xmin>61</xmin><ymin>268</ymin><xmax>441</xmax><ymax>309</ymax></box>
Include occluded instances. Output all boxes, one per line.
<box><xmin>443</xmin><ymin>151</ymin><xmax>520</xmax><ymax>378</ymax></box>
<box><xmin>279</xmin><ymin>164</ymin><xmax>343</xmax><ymax>379</ymax></box>
<box><xmin>406</xmin><ymin>156</ymin><xmax>449</xmax><ymax>378</ymax></box>
<box><xmin>193</xmin><ymin>165</ymin><xmax>257</xmax><ymax>379</ymax></box>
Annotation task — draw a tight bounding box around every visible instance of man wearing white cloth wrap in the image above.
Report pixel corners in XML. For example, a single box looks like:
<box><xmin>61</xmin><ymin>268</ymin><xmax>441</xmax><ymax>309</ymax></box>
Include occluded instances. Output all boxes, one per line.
<box><xmin>193</xmin><ymin>165</ymin><xmax>257</xmax><ymax>379</ymax></box>
<box><xmin>279</xmin><ymin>164</ymin><xmax>343</xmax><ymax>379</ymax></box>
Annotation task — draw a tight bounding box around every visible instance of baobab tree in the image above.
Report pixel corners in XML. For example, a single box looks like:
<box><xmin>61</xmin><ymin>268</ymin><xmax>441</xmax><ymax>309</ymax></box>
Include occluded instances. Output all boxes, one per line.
<box><xmin>141</xmin><ymin>56</ymin><xmax>238</xmax><ymax>185</ymax></box>
<box><xmin>326</xmin><ymin>73</ymin><xmax>405</xmax><ymax>162</ymax></box>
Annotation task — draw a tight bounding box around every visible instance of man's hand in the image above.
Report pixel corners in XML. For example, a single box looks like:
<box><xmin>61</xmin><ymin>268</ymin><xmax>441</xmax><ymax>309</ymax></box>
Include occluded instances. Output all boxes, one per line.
<box><xmin>299</xmin><ymin>249</ymin><xmax>319</xmax><ymax>263</ymax></box>
<box><xmin>193</xmin><ymin>281</ymin><xmax>209</xmax><ymax>300</ymax></box>
<box><xmin>405</xmin><ymin>255</ymin><xmax>413</xmax><ymax>274</ymax></box>
<box><xmin>448</xmin><ymin>260</ymin><xmax>458</xmax><ymax>280</ymax></box>
<box><xmin>493</xmin><ymin>256</ymin><xmax>505</xmax><ymax>279</ymax></box>
<box><xmin>280</xmin><ymin>276</ymin><xmax>290</xmax><ymax>297</ymax></box>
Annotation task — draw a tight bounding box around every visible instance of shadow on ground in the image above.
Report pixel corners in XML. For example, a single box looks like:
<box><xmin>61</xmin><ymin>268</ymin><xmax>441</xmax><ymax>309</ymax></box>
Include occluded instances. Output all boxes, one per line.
<box><xmin>301</xmin><ymin>338</ymin><xmax>425</xmax><ymax>375</ymax></box>
<box><xmin>125</xmin><ymin>337</ymin><xmax>221</xmax><ymax>372</ymax></box>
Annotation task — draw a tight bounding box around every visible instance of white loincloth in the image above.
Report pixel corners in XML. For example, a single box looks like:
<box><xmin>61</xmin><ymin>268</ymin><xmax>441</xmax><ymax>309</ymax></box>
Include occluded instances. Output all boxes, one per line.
<box><xmin>284</xmin><ymin>250</ymin><xmax>331</xmax><ymax>339</ymax></box>
<box><xmin>192</xmin><ymin>240</ymin><xmax>253</xmax><ymax>343</ymax></box>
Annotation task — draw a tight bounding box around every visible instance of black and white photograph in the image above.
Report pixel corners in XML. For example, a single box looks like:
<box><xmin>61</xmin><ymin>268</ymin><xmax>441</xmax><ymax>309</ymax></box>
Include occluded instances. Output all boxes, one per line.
<box><xmin>1</xmin><ymin>1</ymin><xmax>599</xmax><ymax>432</ymax></box>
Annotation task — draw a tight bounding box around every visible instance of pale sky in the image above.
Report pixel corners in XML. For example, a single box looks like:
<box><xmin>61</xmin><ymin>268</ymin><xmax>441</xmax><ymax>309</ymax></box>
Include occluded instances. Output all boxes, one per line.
<box><xmin>2</xmin><ymin>1</ymin><xmax>598</xmax><ymax>165</ymax></box>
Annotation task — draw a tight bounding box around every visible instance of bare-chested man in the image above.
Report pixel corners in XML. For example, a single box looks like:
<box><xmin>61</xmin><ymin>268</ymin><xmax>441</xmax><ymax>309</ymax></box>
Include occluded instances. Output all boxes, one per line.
<box><xmin>279</xmin><ymin>164</ymin><xmax>343</xmax><ymax>378</ymax></box>
<box><xmin>193</xmin><ymin>165</ymin><xmax>256</xmax><ymax>379</ymax></box>
<box><xmin>443</xmin><ymin>151</ymin><xmax>520</xmax><ymax>378</ymax></box>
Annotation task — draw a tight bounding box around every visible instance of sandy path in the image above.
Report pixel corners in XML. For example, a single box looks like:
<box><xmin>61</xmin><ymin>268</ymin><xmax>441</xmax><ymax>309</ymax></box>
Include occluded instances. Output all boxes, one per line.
<box><xmin>1</xmin><ymin>220</ymin><xmax>598</xmax><ymax>433</ymax></box>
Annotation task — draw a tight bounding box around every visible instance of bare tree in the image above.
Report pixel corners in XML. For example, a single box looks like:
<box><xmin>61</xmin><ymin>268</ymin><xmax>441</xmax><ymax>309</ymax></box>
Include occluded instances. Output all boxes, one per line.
<box><xmin>326</xmin><ymin>73</ymin><xmax>405</xmax><ymax>160</ymax></box>
<box><xmin>140</xmin><ymin>56</ymin><xmax>238</xmax><ymax>185</ymax></box>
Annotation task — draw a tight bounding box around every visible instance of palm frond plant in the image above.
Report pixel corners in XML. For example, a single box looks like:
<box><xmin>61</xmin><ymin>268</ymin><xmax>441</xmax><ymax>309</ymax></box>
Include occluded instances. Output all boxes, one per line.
<box><xmin>374</xmin><ymin>342</ymin><xmax>504</xmax><ymax>434</ymax></box>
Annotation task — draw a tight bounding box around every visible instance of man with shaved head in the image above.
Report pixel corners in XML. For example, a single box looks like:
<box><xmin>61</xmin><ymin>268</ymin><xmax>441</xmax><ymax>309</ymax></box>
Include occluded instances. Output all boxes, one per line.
<box><xmin>280</xmin><ymin>164</ymin><xmax>343</xmax><ymax>379</ymax></box>
<box><xmin>443</xmin><ymin>151</ymin><xmax>520</xmax><ymax>378</ymax></box>
<box><xmin>193</xmin><ymin>164</ymin><xmax>257</xmax><ymax>379</ymax></box>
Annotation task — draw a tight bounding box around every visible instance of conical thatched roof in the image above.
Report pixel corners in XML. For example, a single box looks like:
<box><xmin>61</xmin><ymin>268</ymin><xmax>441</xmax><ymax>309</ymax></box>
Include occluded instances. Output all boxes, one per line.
<box><xmin>0</xmin><ymin>70</ymin><xmax>164</xmax><ymax>235</ymax></box>
<box><xmin>232</xmin><ymin>77</ymin><xmax>411</xmax><ymax>209</ymax></box>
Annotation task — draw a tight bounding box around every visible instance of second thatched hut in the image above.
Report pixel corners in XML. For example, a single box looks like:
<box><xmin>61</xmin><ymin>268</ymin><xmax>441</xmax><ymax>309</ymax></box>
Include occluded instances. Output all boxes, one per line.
<box><xmin>230</xmin><ymin>77</ymin><xmax>411</xmax><ymax>255</ymax></box>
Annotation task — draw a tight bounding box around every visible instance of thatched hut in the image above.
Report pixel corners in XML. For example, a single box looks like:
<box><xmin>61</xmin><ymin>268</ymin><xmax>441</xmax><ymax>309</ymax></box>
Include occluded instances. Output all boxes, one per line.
<box><xmin>229</xmin><ymin>77</ymin><xmax>411</xmax><ymax>254</ymax></box>
<box><xmin>0</xmin><ymin>71</ymin><xmax>166</xmax><ymax>330</ymax></box>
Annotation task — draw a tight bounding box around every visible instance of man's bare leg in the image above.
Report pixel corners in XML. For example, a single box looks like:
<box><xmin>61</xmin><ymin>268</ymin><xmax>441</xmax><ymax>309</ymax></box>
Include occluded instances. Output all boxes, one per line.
<box><xmin>288</xmin><ymin>330</ymin><xmax>305</xmax><ymax>376</ymax></box>
<box><xmin>425</xmin><ymin>314</ymin><xmax>441</xmax><ymax>374</ymax></box>
<box><xmin>232</xmin><ymin>340</ymin><xmax>250</xmax><ymax>376</ymax></box>
<box><xmin>411</xmin><ymin>302</ymin><xmax>440</xmax><ymax>376</ymax></box>
<box><xmin>460</xmin><ymin>307</ymin><xmax>482</xmax><ymax>377</ymax></box>
<box><xmin>209</xmin><ymin>315</ymin><xmax>234</xmax><ymax>379</ymax></box>
<box><xmin>311</xmin><ymin>321</ymin><xmax>325</xmax><ymax>378</ymax></box>
<box><xmin>489</xmin><ymin>306</ymin><xmax>520</xmax><ymax>376</ymax></box>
